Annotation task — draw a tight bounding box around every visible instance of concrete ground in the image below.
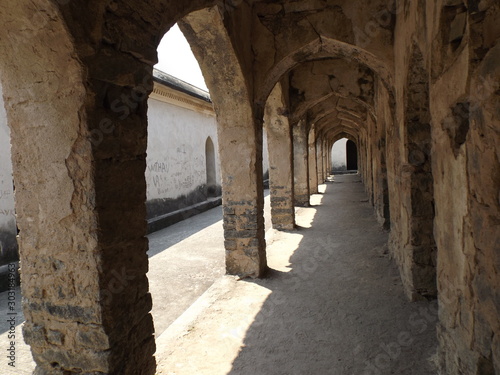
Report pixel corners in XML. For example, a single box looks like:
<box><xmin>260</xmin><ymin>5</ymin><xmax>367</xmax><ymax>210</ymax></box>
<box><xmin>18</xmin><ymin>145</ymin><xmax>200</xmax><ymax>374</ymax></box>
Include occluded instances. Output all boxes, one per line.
<box><xmin>0</xmin><ymin>176</ymin><xmax>438</xmax><ymax>374</ymax></box>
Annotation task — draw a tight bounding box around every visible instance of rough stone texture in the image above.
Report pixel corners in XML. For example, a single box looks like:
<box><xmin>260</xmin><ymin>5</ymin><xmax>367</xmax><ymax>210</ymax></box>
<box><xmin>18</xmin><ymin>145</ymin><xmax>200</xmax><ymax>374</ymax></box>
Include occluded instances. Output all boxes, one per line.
<box><xmin>392</xmin><ymin>1</ymin><xmax>500</xmax><ymax>373</ymax></box>
<box><xmin>0</xmin><ymin>2</ymin><xmax>155</xmax><ymax>374</ymax></box>
<box><xmin>292</xmin><ymin>121</ymin><xmax>310</xmax><ymax>207</ymax></box>
<box><xmin>0</xmin><ymin>1</ymin><xmax>497</xmax><ymax>374</ymax></box>
<box><xmin>322</xmin><ymin>139</ymin><xmax>330</xmax><ymax>180</ymax></box>
<box><xmin>308</xmin><ymin>125</ymin><xmax>319</xmax><ymax>194</ymax></box>
<box><xmin>431</xmin><ymin>2</ymin><xmax>500</xmax><ymax>374</ymax></box>
<box><xmin>265</xmin><ymin>84</ymin><xmax>295</xmax><ymax>230</ymax></box>
<box><xmin>180</xmin><ymin>7</ymin><xmax>267</xmax><ymax>278</ymax></box>
<box><xmin>392</xmin><ymin>42</ymin><xmax>437</xmax><ymax>300</ymax></box>
<box><xmin>316</xmin><ymin>135</ymin><xmax>325</xmax><ymax>184</ymax></box>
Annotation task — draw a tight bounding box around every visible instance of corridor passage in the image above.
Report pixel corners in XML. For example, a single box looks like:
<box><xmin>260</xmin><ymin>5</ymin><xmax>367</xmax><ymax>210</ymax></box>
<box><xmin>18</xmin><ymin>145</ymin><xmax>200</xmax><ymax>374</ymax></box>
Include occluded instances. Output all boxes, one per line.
<box><xmin>0</xmin><ymin>176</ymin><xmax>437</xmax><ymax>374</ymax></box>
<box><xmin>156</xmin><ymin>175</ymin><xmax>437</xmax><ymax>374</ymax></box>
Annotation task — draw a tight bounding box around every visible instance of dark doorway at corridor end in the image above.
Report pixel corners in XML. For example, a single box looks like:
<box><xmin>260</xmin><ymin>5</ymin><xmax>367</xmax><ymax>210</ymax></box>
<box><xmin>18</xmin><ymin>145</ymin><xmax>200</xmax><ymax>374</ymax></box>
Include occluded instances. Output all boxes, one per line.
<box><xmin>346</xmin><ymin>140</ymin><xmax>358</xmax><ymax>171</ymax></box>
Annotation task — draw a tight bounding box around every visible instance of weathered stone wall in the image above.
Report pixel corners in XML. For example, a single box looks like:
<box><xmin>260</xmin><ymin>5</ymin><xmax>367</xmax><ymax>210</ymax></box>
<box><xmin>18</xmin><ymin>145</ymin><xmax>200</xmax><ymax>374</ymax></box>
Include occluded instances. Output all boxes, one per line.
<box><xmin>392</xmin><ymin>0</ymin><xmax>500</xmax><ymax>372</ymax></box>
<box><xmin>265</xmin><ymin>83</ymin><xmax>295</xmax><ymax>230</ymax></box>
<box><xmin>389</xmin><ymin>0</ymin><xmax>438</xmax><ymax>303</ymax></box>
<box><xmin>308</xmin><ymin>125</ymin><xmax>319</xmax><ymax>194</ymax></box>
<box><xmin>293</xmin><ymin>121</ymin><xmax>310</xmax><ymax>207</ymax></box>
<box><xmin>180</xmin><ymin>7</ymin><xmax>267</xmax><ymax>278</ymax></box>
<box><xmin>428</xmin><ymin>1</ymin><xmax>500</xmax><ymax>373</ymax></box>
<box><xmin>370</xmin><ymin>88</ymin><xmax>390</xmax><ymax>229</ymax></box>
<box><xmin>0</xmin><ymin>1</ymin><xmax>497</xmax><ymax>374</ymax></box>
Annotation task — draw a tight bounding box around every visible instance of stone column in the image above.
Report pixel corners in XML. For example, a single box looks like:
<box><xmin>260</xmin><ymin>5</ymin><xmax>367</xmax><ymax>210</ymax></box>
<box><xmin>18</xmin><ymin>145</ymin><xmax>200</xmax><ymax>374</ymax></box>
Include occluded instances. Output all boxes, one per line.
<box><xmin>323</xmin><ymin>138</ymin><xmax>329</xmax><ymax>178</ymax></box>
<box><xmin>219</xmin><ymin>120</ymin><xmax>267</xmax><ymax>277</ymax></box>
<box><xmin>5</xmin><ymin>33</ymin><xmax>156</xmax><ymax>375</ymax></box>
<box><xmin>293</xmin><ymin>121</ymin><xmax>310</xmax><ymax>206</ymax></box>
<box><xmin>308</xmin><ymin>126</ymin><xmax>318</xmax><ymax>194</ymax></box>
<box><xmin>265</xmin><ymin>84</ymin><xmax>295</xmax><ymax>230</ymax></box>
<box><xmin>327</xmin><ymin>140</ymin><xmax>333</xmax><ymax>176</ymax></box>
<box><xmin>317</xmin><ymin>136</ymin><xmax>324</xmax><ymax>184</ymax></box>
<box><xmin>180</xmin><ymin>7</ymin><xmax>267</xmax><ymax>278</ymax></box>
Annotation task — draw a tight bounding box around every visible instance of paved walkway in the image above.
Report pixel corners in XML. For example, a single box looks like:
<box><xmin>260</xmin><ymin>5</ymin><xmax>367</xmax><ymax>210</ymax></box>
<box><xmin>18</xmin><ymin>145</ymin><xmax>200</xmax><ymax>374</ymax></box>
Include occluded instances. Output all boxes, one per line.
<box><xmin>0</xmin><ymin>176</ymin><xmax>438</xmax><ymax>374</ymax></box>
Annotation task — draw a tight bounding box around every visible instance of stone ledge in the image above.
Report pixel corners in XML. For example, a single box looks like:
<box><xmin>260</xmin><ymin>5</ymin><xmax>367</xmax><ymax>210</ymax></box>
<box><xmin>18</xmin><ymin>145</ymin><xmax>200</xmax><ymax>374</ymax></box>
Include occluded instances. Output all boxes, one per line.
<box><xmin>147</xmin><ymin>197</ymin><xmax>222</xmax><ymax>234</ymax></box>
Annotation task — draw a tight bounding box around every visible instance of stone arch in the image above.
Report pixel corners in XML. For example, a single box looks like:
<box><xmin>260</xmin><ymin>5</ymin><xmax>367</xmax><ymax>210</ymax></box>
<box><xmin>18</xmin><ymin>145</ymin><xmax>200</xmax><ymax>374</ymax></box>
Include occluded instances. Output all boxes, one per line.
<box><xmin>330</xmin><ymin>137</ymin><xmax>347</xmax><ymax>172</ymax></box>
<box><xmin>179</xmin><ymin>6</ymin><xmax>267</xmax><ymax>277</ymax></box>
<box><xmin>328</xmin><ymin>131</ymin><xmax>358</xmax><ymax>145</ymax></box>
<box><xmin>287</xmin><ymin>58</ymin><xmax>376</xmax><ymax>122</ymax></box>
<box><xmin>308</xmin><ymin>97</ymin><xmax>368</xmax><ymax>131</ymax></box>
<box><xmin>316</xmin><ymin>114</ymin><xmax>365</xmax><ymax>137</ymax></box>
<box><xmin>256</xmin><ymin>36</ymin><xmax>394</xmax><ymax>111</ymax></box>
<box><xmin>205</xmin><ymin>136</ymin><xmax>217</xmax><ymax>195</ymax></box>
<box><xmin>324</xmin><ymin>126</ymin><xmax>359</xmax><ymax>145</ymax></box>
<box><xmin>293</xmin><ymin>92</ymin><xmax>374</xmax><ymax>123</ymax></box>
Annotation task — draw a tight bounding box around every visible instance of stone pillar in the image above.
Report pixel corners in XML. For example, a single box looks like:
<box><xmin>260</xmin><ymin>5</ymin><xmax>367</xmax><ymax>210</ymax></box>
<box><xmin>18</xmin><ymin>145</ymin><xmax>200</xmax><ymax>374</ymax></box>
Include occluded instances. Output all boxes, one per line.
<box><xmin>327</xmin><ymin>140</ymin><xmax>332</xmax><ymax>176</ymax></box>
<box><xmin>220</xmin><ymin>120</ymin><xmax>267</xmax><ymax>277</ymax></box>
<box><xmin>308</xmin><ymin>126</ymin><xmax>318</xmax><ymax>194</ymax></box>
<box><xmin>265</xmin><ymin>85</ymin><xmax>295</xmax><ymax>230</ymax></box>
<box><xmin>323</xmin><ymin>138</ymin><xmax>329</xmax><ymax>178</ymax></box>
<box><xmin>180</xmin><ymin>7</ymin><xmax>267</xmax><ymax>278</ymax></box>
<box><xmin>3</xmin><ymin>23</ymin><xmax>156</xmax><ymax>375</ymax></box>
<box><xmin>317</xmin><ymin>136</ymin><xmax>324</xmax><ymax>184</ymax></box>
<box><xmin>293</xmin><ymin>121</ymin><xmax>310</xmax><ymax>206</ymax></box>
<box><xmin>361</xmin><ymin>134</ymin><xmax>367</xmax><ymax>181</ymax></box>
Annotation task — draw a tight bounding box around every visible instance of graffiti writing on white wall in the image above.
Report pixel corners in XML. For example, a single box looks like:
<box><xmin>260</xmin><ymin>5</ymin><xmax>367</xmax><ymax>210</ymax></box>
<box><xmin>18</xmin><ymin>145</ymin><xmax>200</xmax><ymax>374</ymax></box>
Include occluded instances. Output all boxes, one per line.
<box><xmin>0</xmin><ymin>189</ymin><xmax>11</xmax><ymax>200</ymax></box>
<box><xmin>148</xmin><ymin>162</ymin><xmax>169</xmax><ymax>174</ymax></box>
<box><xmin>146</xmin><ymin>143</ymin><xmax>206</xmax><ymax>198</ymax></box>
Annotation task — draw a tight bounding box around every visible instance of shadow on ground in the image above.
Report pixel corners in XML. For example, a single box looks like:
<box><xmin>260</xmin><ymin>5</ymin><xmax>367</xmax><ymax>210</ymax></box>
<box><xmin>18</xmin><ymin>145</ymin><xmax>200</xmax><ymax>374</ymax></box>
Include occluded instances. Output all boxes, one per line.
<box><xmin>227</xmin><ymin>175</ymin><xmax>437</xmax><ymax>375</ymax></box>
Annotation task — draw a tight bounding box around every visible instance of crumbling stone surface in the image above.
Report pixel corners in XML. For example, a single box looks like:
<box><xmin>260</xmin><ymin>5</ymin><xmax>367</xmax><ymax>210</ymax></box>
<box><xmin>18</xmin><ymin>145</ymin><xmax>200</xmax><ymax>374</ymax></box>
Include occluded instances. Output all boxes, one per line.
<box><xmin>180</xmin><ymin>7</ymin><xmax>267</xmax><ymax>278</ymax></box>
<box><xmin>293</xmin><ymin>121</ymin><xmax>310</xmax><ymax>207</ymax></box>
<box><xmin>0</xmin><ymin>0</ymin><xmax>497</xmax><ymax>374</ymax></box>
<box><xmin>265</xmin><ymin>84</ymin><xmax>295</xmax><ymax>230</ymax></box>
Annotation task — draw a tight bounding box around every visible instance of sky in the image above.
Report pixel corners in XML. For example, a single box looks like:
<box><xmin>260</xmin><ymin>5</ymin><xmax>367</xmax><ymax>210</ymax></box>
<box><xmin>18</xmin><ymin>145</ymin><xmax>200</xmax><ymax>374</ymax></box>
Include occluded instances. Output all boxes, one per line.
<box><xmin>155</xmin><ymin>24</ymin><xmax>209</xmax><ymax>92</ymax></box>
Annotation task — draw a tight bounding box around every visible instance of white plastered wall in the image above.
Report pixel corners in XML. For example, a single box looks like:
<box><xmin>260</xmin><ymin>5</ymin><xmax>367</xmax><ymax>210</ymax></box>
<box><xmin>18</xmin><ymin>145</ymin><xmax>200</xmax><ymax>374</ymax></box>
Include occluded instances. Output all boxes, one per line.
<box><xmin>331</xmin><ymin>138</ymin><xmax>348</xmax><ymax>171</ymax></box>
<box><xmin>146</xmin><ymin>98</ymin><xmax>220</xmax><ymax>201</ymax></box>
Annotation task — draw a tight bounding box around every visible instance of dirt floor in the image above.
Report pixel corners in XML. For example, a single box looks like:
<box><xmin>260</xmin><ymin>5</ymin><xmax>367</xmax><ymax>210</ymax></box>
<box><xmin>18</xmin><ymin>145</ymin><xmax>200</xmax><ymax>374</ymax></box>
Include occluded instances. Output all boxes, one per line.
<box><xmin>155</xmin><ymin>175</ymin><xmax>438</xmax><ymax>375</ymax></box>
<box><xmin>0</xmin><ymin>175</ymin><xmax>438</xmax><ymax>374</ymax></box>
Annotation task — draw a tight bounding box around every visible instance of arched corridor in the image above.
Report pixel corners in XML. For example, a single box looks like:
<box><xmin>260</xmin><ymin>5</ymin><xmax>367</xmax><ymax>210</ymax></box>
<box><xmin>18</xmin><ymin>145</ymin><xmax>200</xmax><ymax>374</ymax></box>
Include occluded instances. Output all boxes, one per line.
<box><xmin>1</xmin><ymin>177</ymin><xmax>437</xmax><ymax>374</ymax></box>
<box><xmin>155</xmin><ymin>175</ymin><xmax>437</xmax><ymax>374</ymax></box>
<box><xmin>0</xmin><ymin>1</ymin><xmax>498</xmax><ymax>374</ymax></box>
